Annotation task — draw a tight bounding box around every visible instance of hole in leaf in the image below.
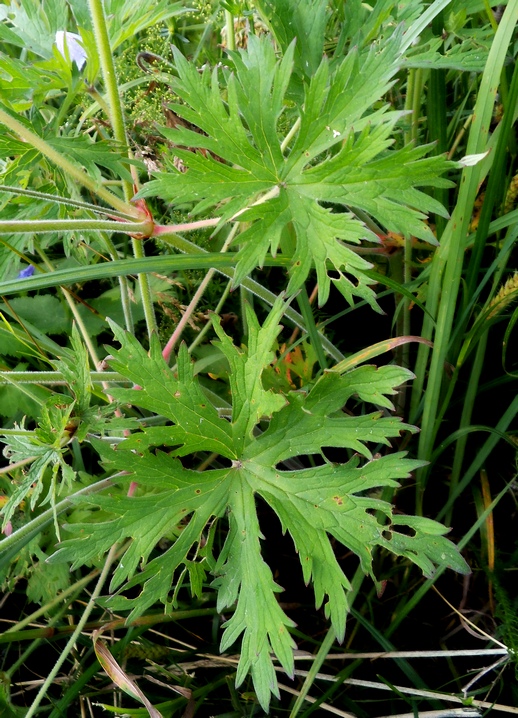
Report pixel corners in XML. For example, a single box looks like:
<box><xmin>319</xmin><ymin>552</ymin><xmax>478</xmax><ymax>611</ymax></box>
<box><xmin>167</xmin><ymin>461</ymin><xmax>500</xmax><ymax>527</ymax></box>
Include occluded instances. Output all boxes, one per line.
<box><xmin>391</xmin><ymin>524</ymin><xmax>417</xmax><ymax>537</ymax></box>
<box><xmin>321</xmin><ymin>447</ymin><xmax>348</xmax><ymax>464</ymax></box>
<box><xmin>215</xmin><ymin>456</ymin><xmax>232</xmax><ymax>469</ymax></box>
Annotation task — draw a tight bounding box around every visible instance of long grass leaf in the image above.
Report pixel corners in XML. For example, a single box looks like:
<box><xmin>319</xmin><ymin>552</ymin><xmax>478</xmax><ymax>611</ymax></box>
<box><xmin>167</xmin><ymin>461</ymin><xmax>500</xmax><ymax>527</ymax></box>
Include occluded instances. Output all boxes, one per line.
<box><xmin>414</xmin><ymin>0</ymin><xmax>518</xmax><ymax>512</ymax></box>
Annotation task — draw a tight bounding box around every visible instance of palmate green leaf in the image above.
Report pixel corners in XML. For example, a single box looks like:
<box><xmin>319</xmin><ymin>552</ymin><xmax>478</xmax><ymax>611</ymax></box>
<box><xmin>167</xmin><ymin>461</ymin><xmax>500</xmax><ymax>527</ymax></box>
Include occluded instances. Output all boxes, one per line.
<box><xmin>51</xmin><ymin>299</ymin><xmax>469</xmax><ymax>711</ymax></box>
<box><xmin>26</xmin><ymin>547</ymin><xmax>71</xmax><ymax>605</ymax></box>
<box><xmin>104</xmin><ymin>0</ymin><xmax>187</xmax><ymax>51</ymax></box>
<box><xmin>0</xmin><ymin>54</ymin><xmax>65</xmax><ymax>107</ymax></box>
<box><xmin>4</xmin><ymin>295</ymin><xmax>68</xmax><ymax>335</ymax></box>
<box><xmin>0</xmin><ymin>0</ymin><xmax>67</xmax><ymax>57</ymax></box>
<box><xmin>47</xmin><ymin>137</ymin><xmax>137</xmax><ymax>183</ymax></box>
<box><xmin>403</xmin><ymin>36</ymin><xmax>489</xmax><ymax>72</ymax></box>
<box><xmin>378</xmin><ymin>515</ymin><xmax>472</xmax><ymax>576</ymax></box>
<box><xmin>139</xmin><ymin>32</ymin><xmax>453</xmax><ymax>306</ymax></box>
<box><xmin>0</xmin><ymin>396</ymin><xmax>77</xmax><ymax>529</ymax></box>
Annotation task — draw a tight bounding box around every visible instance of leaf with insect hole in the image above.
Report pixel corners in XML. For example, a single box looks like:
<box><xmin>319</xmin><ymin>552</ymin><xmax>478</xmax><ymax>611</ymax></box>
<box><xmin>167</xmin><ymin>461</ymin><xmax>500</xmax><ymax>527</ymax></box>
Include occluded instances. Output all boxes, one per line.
<box><xmin>50</xmin><ymin>298</ymin><xmax>469</xmax><ymax>711</ymax></box>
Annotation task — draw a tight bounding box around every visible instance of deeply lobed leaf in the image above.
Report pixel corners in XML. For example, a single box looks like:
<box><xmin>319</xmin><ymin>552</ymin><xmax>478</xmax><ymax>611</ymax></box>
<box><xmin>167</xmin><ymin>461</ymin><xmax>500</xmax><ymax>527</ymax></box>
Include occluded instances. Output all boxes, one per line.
<box><xmin>50</xmin><ymin>300</ymin><xmax>469</xmax><ymax>710</ymax></box>
<box><xmin>139</xmin><ymin>32</ymin><xmax>454</xmax><ymax>307</ymax></box>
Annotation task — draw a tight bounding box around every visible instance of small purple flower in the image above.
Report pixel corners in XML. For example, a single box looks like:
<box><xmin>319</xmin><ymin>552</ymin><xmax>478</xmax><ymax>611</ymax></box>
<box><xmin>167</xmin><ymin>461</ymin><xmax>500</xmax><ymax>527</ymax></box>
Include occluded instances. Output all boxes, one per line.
<box><xmin>17</xmin><ymin>265</ymin><xmax>35</xmax><ymax>279</ymax></box>
<box><xmin>55</xmin><ymin>31</ymin><xmax>87</xmax><ymax>70</ymax></box>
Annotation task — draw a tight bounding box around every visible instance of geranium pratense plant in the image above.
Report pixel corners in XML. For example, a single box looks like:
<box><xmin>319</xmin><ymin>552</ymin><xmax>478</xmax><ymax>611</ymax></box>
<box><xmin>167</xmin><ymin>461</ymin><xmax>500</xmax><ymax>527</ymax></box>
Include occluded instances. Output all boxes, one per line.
<box><xmin>49</xmin><ymin>300</ymin><xmax>469</xmax><ymax>710</ymax></box>
<box><xmin>0</xmin><ymin>0</ymin><xmax>474</xmax><ymax>713</ymax></box>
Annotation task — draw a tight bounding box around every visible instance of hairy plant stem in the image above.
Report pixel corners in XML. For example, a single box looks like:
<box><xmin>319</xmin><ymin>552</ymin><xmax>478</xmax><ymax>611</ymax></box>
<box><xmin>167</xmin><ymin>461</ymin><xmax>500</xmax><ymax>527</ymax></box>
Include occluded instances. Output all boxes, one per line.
<box><xmin>0</xmin><ymin>108</ymin><xmax>137</xmax><ymax>217</ymax></box>
<box><xmin>153</xmin><ymin>217</ymin><xmax>220</xmax><ymax>235</ymax></box>
<box><xmin>131</xmin><ymin>237</ymin><xmax>157</xmax><ymax>336</ymax></box>
<box><xmin>151</xmin><ymin>185</ymin><xmax>280</xmax><ymax>239</ymax></box>
<box><xmin>389</xmin><ymin>248</ymin><xmax>410</xmax><ymax>415</ymax></box>
<box><xmin>0</xmin><ymin>186</ymin><xmax>135</xmax><ymax>219</ymax></box>
<box><xmin>0</xmin><ymin>218</ymin><xmax>151</xmax><ymax>234</ymax></box>
<box><xmin>24</xmin><ymin>543</ymin><xmax>119</xmax><ymax>718</ymax></box>
<box><xmin>87</xmin><ymin>0</ymin><xmax>130</xmax><ymax>197</ymax></box>
<box><xmin>0</xmin><ymin>455</ymin><xmax>37</xmax><ymax>475</ymax></box>
<box><xmin>0</xmin><ymin>371</ymin><xmax>127</xmax><ymax>386</ymax></box>
<box><xmin>99</xmin><ymin>232</ymin><xmax>135</xmax><ymax>333</ymax></box>
<box><xmin>87</xmin><ymin>0</ymin><xmax>156</xmax><ymax>337</ymax></box>
<box><xmin>224</xmin><ymin>10</ymin><xmax>236</xmax><ymax>51</ymax></box>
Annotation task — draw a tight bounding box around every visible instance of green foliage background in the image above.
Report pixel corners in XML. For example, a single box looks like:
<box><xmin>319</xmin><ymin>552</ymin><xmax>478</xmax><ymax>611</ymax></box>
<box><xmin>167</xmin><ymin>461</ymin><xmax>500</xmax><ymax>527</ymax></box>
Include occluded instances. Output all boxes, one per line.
<box><xmin>0</xmin><ymin>0</ymin><xmax>517</xmax><ymax>715</ymax></box>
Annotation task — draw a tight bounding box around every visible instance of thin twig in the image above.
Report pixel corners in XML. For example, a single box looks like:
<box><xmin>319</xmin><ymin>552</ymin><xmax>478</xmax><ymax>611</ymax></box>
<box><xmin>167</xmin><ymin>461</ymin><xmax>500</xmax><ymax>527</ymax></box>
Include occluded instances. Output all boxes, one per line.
<box><xmin>280</xmin><ymin>670</ymin><xmax>518</xmax><ymax>715</ymax></box>
<box><xmin>162</xmin><ymin>224</ymin><xmax>239</xmax><ymax>362</ymax></box>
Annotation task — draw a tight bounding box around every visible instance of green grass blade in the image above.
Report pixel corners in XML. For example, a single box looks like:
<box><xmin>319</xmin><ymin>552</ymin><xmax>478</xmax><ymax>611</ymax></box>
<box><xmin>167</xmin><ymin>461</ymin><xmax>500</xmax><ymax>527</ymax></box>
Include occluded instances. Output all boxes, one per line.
<box><xmin>288</xmin><ymin>628</ymin><xmax>336</xmax><ymax>718</ymax></box>
<box><xmin>437</xmin><ymin>392</ymin><xmax>518</xmax><ymax>522</ymax></box>
<box><xmin>464</xmin><ymin>49</ymin><xmax>518</xmax><ymax>317</ymax></box>
<box><xmin>414</xmin><ymin>0</ymin><xmax>518</xmax><ymax>512</ymax></box>
<box><xmin>296</xmin><ymin>286</ymin><xmax>328</xmax><ymax>371</ymax></box>
<box><xmin>0</xmin><ymin>254</ymin><xmax>285</xmax><ymax>294</ymax></box>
